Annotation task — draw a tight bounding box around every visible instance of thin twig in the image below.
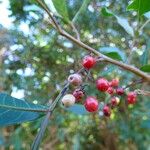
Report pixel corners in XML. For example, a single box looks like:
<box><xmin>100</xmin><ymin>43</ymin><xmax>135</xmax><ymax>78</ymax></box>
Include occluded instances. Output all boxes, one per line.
<box><xmin>70</xmin><ymin>22</ymin><xmax>80</xmax><ymax>40</ymax></box>
<box><xmin>84</xmin><ymin>69</ymin><xmax>94</xmax><ymax>82</ymax></box>
<box><xmin>35</xmin><ymin>0</ymin><xmax>150</xmax><ymax>82</ymax></box>
<box><xmin>135</xmin><ymin>89</ymin><xmax>150</xmax><ymax>96</ymax></box>
<box><xmin>127</xmin><ymin>38</ymin><xmax>136</xmax><ymax>64</ymax></box>
<box><xmin>31</xmin><ymin>83</ymin><xmax>69</xmax><ymax>150</ymax></box>
<box><xmin>36</xmin><ymin>0</ymin><xmax>62</xmax><ymax>32</ymax></box>
<box><xmin>96</xmin><ymin>57</ymin><xmax>105</xmax><ymax>62</ymax></box>
<box><xmin>60</xmin><ymin>30</ymin><xmax>150</xmax><ymax>82</ymax></box>
<box><xmin>31</xmin><ymin>67</ymin><xmax>84</xmax><ymax>149</ymax></box>
<box><xmin>139</xmin><ymin>19</ymin><xmax>150</xmax><ymax>32</ymax></box>
<box><xmin>85</xmin><ymin>70</ymin><xmax>90</xmax><ymax>82</ymax></box>
<box><xmin>124</xmin><ymin>79</ymin><xmax>143</xmax><ymax>89</ymax></box>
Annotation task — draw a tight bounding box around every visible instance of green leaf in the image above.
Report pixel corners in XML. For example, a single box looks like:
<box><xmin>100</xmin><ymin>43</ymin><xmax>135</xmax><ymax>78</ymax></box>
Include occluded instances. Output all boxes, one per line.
<box><xmin>140</xmin><ymin>65</ymin><xmax>150</xmax><ymax>72</ymax></box>
<box><xmin>0</xmin><ymin>93</ymin><xmax>48</xmax><ymax>126</ymax></box>
<box><xmin>144</xmin><ymin>11</ymin><xmax>150</xmax><ymax>18</ymax></box>
<box><xmin>72</xmin><ymin>0</ymin><xmax>91</xmax><ymax>23</ymax></box>
<box><xmin>127</xmin><ymin>0</ymin><xmax>150</xmax><ymax>16</ymax></box>
<box><xmin>100</xmin><ymin>65</ymin><xmax>116</xmax><ymax>76</ymax></box>
<box><xmin>141</xmin><ymin>120</ymin><xmax>150</xmax><ymax>128</ymax></box>
<box><xmin>104</xmin><ymin>52</ymin><xmax>123</xmax><ymax>61</ymax></box>
<box><xmin>99</xmin><ymin>47</ymin><xmax>126</xmax><ymax>61</ymax></box>
<box><xmin>101</xmin><ymin>7</ymin><xmax>114</xmax><ymax>17</ymax></box>
<box><xmin>52</xmin><ymin>0</ymin><xmax>70</xmax><ymax>22</ymax></box>
<box><xmin>140</xmin><ymin>49</ymin><xmax>149</xmax><ymax>65</ymax></box>
<box><xmin>115</xmin><ymin>16</ymin><xmax>134</xmax><ymax>36</ymax></box>
<box><xmin>101</xmin><ymin>7</ymin><xmax>134</xmax><ymax>36</ymax></box>
<box><xmin>44</xmin><ymin>0</ymin><xmax>61</xmax><ymax>17</ymax></box>
<box><xmin>140</xmin><ymin>40</ymin><xmax>150</xmax><ymax>65</ymax></box>
<box><xmin>65</xmin><ymin>104</ymin><xmax>88</xmax><ymax>115</ymax></box>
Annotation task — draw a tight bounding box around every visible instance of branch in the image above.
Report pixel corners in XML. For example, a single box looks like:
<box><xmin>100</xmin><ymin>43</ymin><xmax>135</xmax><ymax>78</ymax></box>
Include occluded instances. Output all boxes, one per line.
<box><xmin>135</xmin><ymin>89</ymin><xmax>150</xmax><ymax>96</ymax></box>
<box><xmin>36</xmin><ymin>0</ymin><xmax>62</xmax><ymax>32</ymax></box>
<box><xmin>139</xmin><ymin>19</ymin><xmax>150</xmax><ymax>32</ymax></box>
<box><xmin>35</xmin><ymin>0</ymin><xmax>150</xmax><ymax>83</ymax></box>
<box><xmin>124</xmin><ymin>79</ymin><xmax>143</xmax><ymax>89</ymax></box>
<box><xmin>31</xmin><ymin>83</ymin><xmax>69</xmax><ymax>150</ymax></box>
<box><xmin>60</xmin><ymin>30</ymin><xmax>150</xmax><ymax>82</ymax></box>
<box><xmin>31</xmin><ymin>68</ymin><xmax>84</xmax><ymax>149</ymax></box>
<box><xmin>70</xmin><ymin>22</ymin><xmax>80</xmax><ymax>40</ymax></box>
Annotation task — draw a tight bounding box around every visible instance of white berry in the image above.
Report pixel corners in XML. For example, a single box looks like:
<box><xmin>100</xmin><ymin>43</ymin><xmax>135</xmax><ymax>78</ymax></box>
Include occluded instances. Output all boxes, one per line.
<box><xmin>61</xmin><ymin>94</ymin><xmax>75</xmax><ymax>107</ymax></box>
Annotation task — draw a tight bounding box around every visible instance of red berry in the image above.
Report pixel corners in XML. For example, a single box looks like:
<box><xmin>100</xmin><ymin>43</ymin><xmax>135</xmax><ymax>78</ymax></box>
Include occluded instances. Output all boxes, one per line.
<box><xmin>107</xmin><ymin>87</ymin><xmax>115</xmax><ymax>95</ymax></box>
<box><xmin>111</xmin><ymin>97</ymin><xmax>120</xmax><ymax>106</ymax></box>
<box><xmin>73</xmin><ymin>89</ymin><xmax>84</xmax><ymax>102</ymax></box>
<box><xmin>127</xmin><ymin>92</ymin><xmax>137</xmax><ymax>104</ymax></box>
<box><xmin>68</xmin><ymin>73</ymin><xmax>82</xmax><ymax>86</ymax></box>
<box><xmin>103</xmin><ymin>105</ymin><xmax>111</xmax><ymax>117</ymax></box>
<box><xmin>84</xmin><ymin>96</ymin><xmax>99</xmax><ymax>112</ymax></box>
<box><xmin>116</xmin><ymin>87</ymin><xmax>124</xmax><ymax>95</ymax></box>
<box><xmin>109</xmin><ymin>79</ymin><xmax>119</xmax><ymax>87</ymax></box>
<box><xmin>82</xmin><ymin>55</ymin><xmax>96</xmax><ymax>69</ymax></box>
<box><xmin>96</xmin><ymin>78</ymin><xmax>109</xmax><ymax>92</ymax></box>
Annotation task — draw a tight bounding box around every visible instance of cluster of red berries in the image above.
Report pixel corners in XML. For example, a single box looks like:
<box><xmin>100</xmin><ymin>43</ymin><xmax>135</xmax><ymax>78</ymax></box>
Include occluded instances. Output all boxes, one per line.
<box><xmin>61</xmin><ymin>55</ymin><xmax>137</xmax><ymax>117</ymax></box>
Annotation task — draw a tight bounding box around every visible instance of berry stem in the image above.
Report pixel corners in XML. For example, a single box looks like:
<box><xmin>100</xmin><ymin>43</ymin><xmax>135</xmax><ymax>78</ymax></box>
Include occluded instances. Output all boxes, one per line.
<box><xmin>134</xmin><ymin>89</ymin><xmax>150</xmax><ymax>96</ymax></box>
<box><xmin>124</xmin><ymin>79</ymin><xmax>143</xmax><ymax>89</ymax></box>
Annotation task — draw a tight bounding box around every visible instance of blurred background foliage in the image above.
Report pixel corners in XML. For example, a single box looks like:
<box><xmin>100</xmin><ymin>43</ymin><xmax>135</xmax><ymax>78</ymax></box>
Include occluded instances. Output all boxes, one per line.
<box><xmin>0</xmin><ymin>0</ymin><xmax>150</xmax><ymax>149</ymax></box>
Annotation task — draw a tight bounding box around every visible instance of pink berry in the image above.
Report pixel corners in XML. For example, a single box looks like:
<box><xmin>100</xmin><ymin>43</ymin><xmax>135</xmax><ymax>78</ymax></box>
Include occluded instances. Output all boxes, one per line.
<box><xmin>111</xmin><ymin>97</ymin><xmax>120</xmax><ymax>106</ymax></box>
<box><xmin>103</xmin><ymin>105</ymin><xmax>111</xmax><ymax>117</ymax></box>
<box><xmin>73</xmin><ymin>89</ymin><xmax>84</xmax><ymax>102</ymax></box>
<box><xmin>107</xmin><ymin>87</ymin><xmax>115</xmax><ymax>95</ymax></box>
<box><xmin>68</xmin><ymin>73</ymin><xmax>82</xmax><ymax>86</ymax></box>
<box><xmin>84</xmin><ymin>96</ymin><xmax>99</xmax><ymax>112</ymax></box>
<box><xmin>82</xmin><ymin>55</ymin><xmax>96</xmax><ymax>69</ymax></box>
<box><xmin>96</xmin><ymin>78</ymin><xmax>109</xmax><ymax>92</ymax></box>
<box><xmin>116</xmin><ymin>87</ymin><xmax>124</xmax><ymax>95</ymax></box>
<box><xmin>127</xmin><ymin>92</ymin><xmax>137</xmax><ymax>104</ymax></box>
<box><xmin>109</xmin><ymin>79</ymin><xmax>119</xmax><ymax>87</ymax></box>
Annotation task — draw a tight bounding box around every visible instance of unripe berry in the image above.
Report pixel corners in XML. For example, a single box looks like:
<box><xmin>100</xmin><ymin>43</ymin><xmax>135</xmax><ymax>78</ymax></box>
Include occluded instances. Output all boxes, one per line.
<box><xmin>107</xmin><ymin>87</ymin><xmax>115</xmax><ymax>95</ymax></box>
<box><xmin>111</xmin><ymin>97</ymin><xmax>120</xmax><ymax>106</ymax></box>
<box><xmin>61</xmin><ymin>94</ymin><xmax>75</xmax><ymax>107</ymax></box>
<box><xmin>84</xmin><ymin>96</ymin><xmax>99</xmax><ymax>112</ymax></box>
<box><xmin>116</xmin><ymin>87</ymin><xmax>124</xmax><ymax>95</ymax></box>
<box><xmin>127</xmin><ymin>92</ymin><xmax>137</xmax><ymax>104</ymax></box>
<box><xmin>96</xmin><ymin>78</ymin><xmax>109</xmax><ymax>92</ymax></box>
<box><xmin>103</xmin><ymin>105</ymin><xmax>111</xmax><ymax>117</ymax></box>
<box><xmin>73</xmin><ymin>89</ymin><xmax>84</xmax><ymax>102</ymax></box>
<box><xmin>109</xmin><ymin>79</ymin><xmax>119</xmax><ymax>87</ymax></box>
<box><xmin>82</xmin><ymin>55</ymin><xmax>96</xmax><ymax>69</ymax></box>
<box><xmin>68</xmin><ymin>73</ymin><xmax>82</xmax><ymax>86</ymax></box>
